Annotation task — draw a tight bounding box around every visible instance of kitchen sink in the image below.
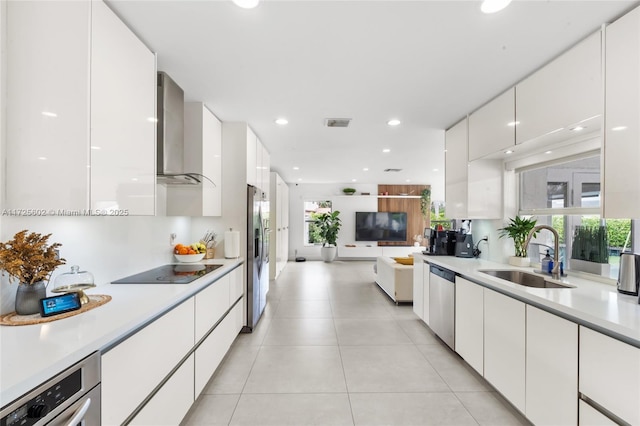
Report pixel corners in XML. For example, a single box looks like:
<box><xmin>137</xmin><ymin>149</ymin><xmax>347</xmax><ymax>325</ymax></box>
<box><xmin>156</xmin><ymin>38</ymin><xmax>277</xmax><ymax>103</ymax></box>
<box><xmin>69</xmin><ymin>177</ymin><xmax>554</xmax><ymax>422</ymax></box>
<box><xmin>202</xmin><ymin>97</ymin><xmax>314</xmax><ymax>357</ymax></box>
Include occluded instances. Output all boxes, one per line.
<box><xmin>480</xmin><ymin>270</ymin><xmax>574</xmax><ymax>289</ymax></box>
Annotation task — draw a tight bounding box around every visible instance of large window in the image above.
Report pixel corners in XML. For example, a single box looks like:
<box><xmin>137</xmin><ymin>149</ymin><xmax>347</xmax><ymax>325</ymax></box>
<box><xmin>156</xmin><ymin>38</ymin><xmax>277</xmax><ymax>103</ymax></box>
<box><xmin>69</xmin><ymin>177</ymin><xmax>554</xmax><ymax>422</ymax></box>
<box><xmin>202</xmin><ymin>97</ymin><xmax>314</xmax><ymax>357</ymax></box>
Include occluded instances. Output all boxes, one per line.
<box><xmin>518</xmin><ymin>154</ymin><xmax>634</xmax><ymax>279</ymax></box>
<box><xmin>303</xmin><ymin>200</ymin><xmax>332</xmax><ymax>246</ymax></box>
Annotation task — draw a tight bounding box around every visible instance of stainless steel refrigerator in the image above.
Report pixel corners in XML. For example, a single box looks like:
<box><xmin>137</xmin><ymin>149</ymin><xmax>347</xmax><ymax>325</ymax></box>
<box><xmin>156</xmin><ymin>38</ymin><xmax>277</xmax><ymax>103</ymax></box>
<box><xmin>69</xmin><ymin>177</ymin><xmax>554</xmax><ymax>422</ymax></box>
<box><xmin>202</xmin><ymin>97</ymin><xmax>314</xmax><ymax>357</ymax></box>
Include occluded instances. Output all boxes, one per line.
<box><xmin>244</xmin><ymin>185</ymin><xmax>269</xmax><ymax>332</ymax></box>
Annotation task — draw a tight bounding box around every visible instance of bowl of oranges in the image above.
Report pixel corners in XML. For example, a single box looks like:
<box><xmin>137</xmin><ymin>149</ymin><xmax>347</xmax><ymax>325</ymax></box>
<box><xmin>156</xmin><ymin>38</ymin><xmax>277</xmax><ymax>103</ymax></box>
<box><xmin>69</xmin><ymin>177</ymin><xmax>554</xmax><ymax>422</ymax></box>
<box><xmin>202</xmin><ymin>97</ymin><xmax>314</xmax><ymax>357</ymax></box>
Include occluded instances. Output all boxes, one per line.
<box><xmin>174</xmin><ymin>242</ymin><xmax>206</xmax><ymax>263</ymax></box>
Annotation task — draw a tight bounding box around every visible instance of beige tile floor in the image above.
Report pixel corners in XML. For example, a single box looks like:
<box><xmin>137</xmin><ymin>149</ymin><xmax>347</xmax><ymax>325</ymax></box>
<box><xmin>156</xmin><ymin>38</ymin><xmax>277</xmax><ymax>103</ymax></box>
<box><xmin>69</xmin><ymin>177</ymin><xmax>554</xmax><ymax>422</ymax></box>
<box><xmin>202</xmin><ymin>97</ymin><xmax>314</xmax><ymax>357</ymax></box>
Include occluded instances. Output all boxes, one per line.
<box><xmin>182</xmin><ymin>260</ymin><xmax>529</xmax><ymax>426</ymax></box>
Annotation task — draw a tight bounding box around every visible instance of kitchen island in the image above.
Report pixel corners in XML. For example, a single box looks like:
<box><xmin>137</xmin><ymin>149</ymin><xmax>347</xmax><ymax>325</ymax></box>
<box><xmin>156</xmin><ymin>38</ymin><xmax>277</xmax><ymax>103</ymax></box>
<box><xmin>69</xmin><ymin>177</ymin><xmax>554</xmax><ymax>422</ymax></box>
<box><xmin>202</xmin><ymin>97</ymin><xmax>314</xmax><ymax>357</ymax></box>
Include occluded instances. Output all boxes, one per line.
<box><xmin>0</xmin><ymin>258</ymin><xmax>244</xmax><ymax>418</ymax></box>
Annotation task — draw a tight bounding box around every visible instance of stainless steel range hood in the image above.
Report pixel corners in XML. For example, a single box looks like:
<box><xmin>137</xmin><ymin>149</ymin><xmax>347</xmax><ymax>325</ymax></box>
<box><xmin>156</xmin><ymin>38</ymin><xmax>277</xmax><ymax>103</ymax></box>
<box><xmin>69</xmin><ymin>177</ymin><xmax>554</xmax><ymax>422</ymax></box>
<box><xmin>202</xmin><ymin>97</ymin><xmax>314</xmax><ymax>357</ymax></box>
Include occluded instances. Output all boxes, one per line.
<box><xmin>157</xmin><ymin>72</ymin><xmax>199</xmax><ymax>185</ymax></box>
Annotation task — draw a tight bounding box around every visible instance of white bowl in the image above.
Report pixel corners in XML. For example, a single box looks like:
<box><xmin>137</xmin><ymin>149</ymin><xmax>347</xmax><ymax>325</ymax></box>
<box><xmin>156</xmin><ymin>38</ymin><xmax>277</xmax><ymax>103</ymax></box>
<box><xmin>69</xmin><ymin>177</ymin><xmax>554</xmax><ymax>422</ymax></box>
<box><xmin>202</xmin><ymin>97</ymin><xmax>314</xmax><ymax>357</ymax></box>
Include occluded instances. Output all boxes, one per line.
<box><xmin>174</xmin><ymin>253</ymin><xmax>205</xmax><ymax>263</ymax></box>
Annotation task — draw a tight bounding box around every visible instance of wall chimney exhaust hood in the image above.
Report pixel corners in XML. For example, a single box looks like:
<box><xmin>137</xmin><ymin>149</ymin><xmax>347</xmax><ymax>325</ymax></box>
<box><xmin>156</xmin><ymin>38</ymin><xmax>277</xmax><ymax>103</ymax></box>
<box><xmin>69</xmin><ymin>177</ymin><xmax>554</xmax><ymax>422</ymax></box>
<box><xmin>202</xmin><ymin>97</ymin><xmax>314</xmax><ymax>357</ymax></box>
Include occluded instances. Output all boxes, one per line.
<box><xmin>156</xmin><ymin>72</ymin><xmax>212</xmax><ymax>185</ymax></box>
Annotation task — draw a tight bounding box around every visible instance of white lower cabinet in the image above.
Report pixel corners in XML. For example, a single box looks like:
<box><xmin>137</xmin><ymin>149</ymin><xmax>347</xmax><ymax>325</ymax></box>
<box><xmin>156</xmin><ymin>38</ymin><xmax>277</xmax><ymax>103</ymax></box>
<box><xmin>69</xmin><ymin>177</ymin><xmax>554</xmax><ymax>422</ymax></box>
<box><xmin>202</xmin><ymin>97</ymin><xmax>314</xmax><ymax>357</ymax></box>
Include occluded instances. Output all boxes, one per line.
<box><xmin>195</xmin><ymin>274</ymin><xmax>230</xmax><ymax>342</ymax></box>
<box><xmin>412</xmin><ymin>259</ymin><xmax>425</xmax><ymax>320</ymax></box>
<box><xmin>579</xmin><ymin>326</ymin><xmax>640</xmax><ymax>425</ymax></box>
<box><xmin>578</xmin><ymin>400</ymin><xmax>617</xmax><ymax>426</ymax></box>
<box><xmin>130</xmin><ymin>355</ymin><xmax>195</xmax><ymax>426</ymax></box>
<box><xmin>101</xmin><ymin>299</ymin><xmax>195</xmax><ymax>425</ymax></box>
<box><xmin>195</xmin><ymin>303</ymin><xmax>241</xmax><ymax>396</ymax></box>
<box><xmin>525</xmin><ymin>305</ymin><xmax>578</xmax><ymax>425</ymax></box>
<box><xmin>422</xmin><ymin>264</ymin><xmax>430</xmax><ymax>326</ymax></box>
<box><xmin>454</xmin><ymin>277</ymin><xmax>483</xmax><ymax>375</ymax></box>
<box><xmin>483</xmin><ymin>288</ymin><xmax>526</xmax><ymax>413</ymax></box>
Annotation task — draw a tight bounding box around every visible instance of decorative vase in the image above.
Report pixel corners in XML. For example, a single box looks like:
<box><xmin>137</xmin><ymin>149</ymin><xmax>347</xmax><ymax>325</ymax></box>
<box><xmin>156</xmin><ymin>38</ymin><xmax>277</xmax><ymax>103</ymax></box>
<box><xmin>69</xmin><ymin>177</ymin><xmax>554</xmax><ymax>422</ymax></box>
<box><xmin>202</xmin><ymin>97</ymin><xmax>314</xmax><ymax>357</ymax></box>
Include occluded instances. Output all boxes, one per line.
<box><xmin>508</xmin><ymin>256</ymin><xmax>531</xmax><ymax>267</ymax></box>
<box><xmin>15</xmin><ymin>281</ymin><xmax>46</xmax><ymax>315</ymax></box>
<box><xmin>321</xmin><ymin>246</ymin><xmax>337</xmax><ymax>262</ymax></box>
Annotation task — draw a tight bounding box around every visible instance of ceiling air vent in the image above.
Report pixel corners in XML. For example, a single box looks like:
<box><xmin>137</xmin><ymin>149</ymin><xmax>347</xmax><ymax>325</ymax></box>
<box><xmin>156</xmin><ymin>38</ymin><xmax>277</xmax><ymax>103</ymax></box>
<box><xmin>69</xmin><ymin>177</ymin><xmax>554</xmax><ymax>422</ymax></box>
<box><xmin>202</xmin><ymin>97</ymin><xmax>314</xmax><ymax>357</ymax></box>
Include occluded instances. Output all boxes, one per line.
<box><xmin>325</xmin><ymin>118</ymin><xmax>351</xmax><ymax>128</ymax></box>
<box><xmin>384</xmin><ymin>168</ymin><xmax>403</xmax><ymax>172</ymax></box>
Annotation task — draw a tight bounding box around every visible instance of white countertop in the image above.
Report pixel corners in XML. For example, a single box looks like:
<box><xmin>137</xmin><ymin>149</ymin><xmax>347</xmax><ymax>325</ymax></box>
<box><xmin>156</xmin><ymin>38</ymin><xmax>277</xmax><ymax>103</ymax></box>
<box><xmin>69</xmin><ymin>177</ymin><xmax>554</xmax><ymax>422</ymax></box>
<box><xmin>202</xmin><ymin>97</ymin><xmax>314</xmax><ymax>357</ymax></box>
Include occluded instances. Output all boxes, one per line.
<box><xmin>0</xmin><ymin>258</ymin><xmax>244</xmax><ymax>407</ymax></box>
<box><xmin>414</xmin><ymin>254</ymin><xmax>640</xmax><ymax>348</ymax></box>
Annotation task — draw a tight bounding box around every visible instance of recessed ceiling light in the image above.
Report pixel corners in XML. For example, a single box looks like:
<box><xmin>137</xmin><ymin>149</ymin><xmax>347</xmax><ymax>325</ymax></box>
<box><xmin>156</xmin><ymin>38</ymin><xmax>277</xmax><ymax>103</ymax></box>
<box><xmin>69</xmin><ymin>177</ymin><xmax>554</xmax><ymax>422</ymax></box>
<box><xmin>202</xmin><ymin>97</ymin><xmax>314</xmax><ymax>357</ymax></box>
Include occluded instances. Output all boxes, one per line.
<box><xmin>433</xmin><ymin>168</ymin><xmax>439</xmax><ymax>172</ymax></box>
<box><xmin>570</xmin><ymin>126</ymin><xmax>585</xmax><ymax>132</ymax></box>
<box><xmin>91</xmin><ymin>146</ymin><xmax>101</xmax><ymax>150</ymax></box>
<box><xmin>382</xmin><ymin>148</ymin><xmax>391</xmax><ymax>153</ymax></box>
<box><xmin>232</xmin><ymin>0</ymin><xmax>259</xmax><ymax>9</ymax></box>
<box><xmin>387</xmin><ymin>119</ymin><xmax>401</xmax><ymax>126</ymax></box>
<box><xmin>504</xmin><ymin>150</ymin><xmax>514</xmax><ymax>155</ymax></box>
<box><xmin>481</xmin><ymin>0</ymin><xmax>512</xmax><ymax>14</ymax></box>
<box><xmin>37</xmin><ymin>156</ymin><xmax>47</xmax><ymax>160</ymax></box>
<box><xmin>507</xmin><ymin>121</ymin><xmax>520</xmax><ymax>127</ymax></box>
<box><xmin>545</xmin><ymin>151</ymin><xmax>552</xmax><ymax>154</ymax></box>
<box><xmin>41</xmin><ymin>111</ymin><xmax>57</xmax><ymax>118</ymax></box>
<box><xmin>405</xmin><ymin>179</ymin><xmax>411</xmax><ymax>183</ymax></box>
<box><xmin>363</xmin><ymin>168</ymin><xmax>369</xmax><ymax>171</ymax></box>
<box><xmin>612</xmin><ymin>126</ymin><xmax>627</xmax><ymax>131</ymax></box>
<box><xmin>275</xmin><ymin>118</ymin><xmax>288</xmax><ymax>125</ymax></box>
<box><xmin>293</xmin><ymin>166</ymin><xmax>299</xmax><ymax>170</ymax></box>
<box><xmin>298</xmin><ymin>178</ymin><xmax>302</xmax><ymax>182</ymax></box>
<box><xmin>131</xmin><ymin>178</ymin><xmax>138</xmax><ymax>182</ymax></box>
<box><xmin>147</xmin><ymin>117</ymin><xmax>158</xmax><ymax>123</ymax></box>
<box><xmin>352</xmin><ymin>179</ymin><xmax>357</xmax><ymax>182</ymax></box>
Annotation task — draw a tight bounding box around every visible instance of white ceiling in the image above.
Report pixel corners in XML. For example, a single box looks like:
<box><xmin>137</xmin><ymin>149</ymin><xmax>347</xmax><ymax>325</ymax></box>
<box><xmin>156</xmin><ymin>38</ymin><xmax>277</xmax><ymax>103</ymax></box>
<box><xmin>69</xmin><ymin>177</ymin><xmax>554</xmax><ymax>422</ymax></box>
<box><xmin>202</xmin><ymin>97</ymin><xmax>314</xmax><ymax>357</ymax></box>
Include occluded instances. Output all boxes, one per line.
<box><xmin>108</xmin><ymin>0</ymin><xmax>637</xmax><ymax>200</ymax></box>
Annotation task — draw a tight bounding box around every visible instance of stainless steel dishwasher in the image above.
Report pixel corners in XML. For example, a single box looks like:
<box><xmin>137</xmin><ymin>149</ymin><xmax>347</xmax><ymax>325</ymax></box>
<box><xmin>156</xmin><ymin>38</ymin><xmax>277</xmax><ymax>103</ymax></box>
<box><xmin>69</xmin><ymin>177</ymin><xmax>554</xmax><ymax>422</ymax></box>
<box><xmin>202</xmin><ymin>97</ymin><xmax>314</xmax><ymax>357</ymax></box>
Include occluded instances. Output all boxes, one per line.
<box><xmin>429</xmin><ymin>264</ymin><xmax>456</xmax><ymax>350</ymax></box>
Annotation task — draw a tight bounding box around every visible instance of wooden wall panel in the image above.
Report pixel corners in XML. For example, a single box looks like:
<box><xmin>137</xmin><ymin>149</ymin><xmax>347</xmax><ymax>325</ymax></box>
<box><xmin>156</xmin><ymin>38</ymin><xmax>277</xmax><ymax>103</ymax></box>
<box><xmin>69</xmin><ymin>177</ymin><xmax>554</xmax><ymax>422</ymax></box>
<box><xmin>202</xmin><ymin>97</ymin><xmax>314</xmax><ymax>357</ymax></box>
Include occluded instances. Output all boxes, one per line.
<box><xmin>377</xmin><ymin>184</ymin><xmax>430</xmax><ymax>246</ymax></box>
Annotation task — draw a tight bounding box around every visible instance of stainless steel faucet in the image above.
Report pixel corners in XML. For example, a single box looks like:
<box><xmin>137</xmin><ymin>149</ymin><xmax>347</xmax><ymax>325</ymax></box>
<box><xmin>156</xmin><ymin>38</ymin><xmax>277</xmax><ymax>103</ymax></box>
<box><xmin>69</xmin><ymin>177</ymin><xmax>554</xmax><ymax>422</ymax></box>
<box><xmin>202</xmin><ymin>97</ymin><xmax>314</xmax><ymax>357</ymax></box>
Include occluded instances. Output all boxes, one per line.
<box><xmin>524</xmin><ymin>225</ymin><xmax>561</xmax><ymax>277</ymax></box>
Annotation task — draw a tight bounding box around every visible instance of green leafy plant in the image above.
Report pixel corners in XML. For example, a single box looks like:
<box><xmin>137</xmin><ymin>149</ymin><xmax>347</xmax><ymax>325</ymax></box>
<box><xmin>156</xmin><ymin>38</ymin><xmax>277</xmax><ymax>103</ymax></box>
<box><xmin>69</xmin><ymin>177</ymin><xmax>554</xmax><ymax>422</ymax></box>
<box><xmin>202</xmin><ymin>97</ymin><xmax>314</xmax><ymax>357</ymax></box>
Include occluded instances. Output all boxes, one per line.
<box><xmin>571</xmin><ymin>225</ymin><xmax>609</xmax><ymax>264</ymax></box>
<box><xmin>342</xmin><ymin>188</ymin><xmax>356</xmax><ymax>195</ymax></box>
<box><xmin>420</xmin><ymin>188</ymin><xmax>431</xmax><ymax>220</ymax></box>
<box><xmin>498</xmin><ymin>216</ymin><xmax>539</xmax><ymax>257</ymax></box>
<box><xmin>316</xmin><ymin>211</ymin><xmax>342</xmax><ymax>247</ymax></box>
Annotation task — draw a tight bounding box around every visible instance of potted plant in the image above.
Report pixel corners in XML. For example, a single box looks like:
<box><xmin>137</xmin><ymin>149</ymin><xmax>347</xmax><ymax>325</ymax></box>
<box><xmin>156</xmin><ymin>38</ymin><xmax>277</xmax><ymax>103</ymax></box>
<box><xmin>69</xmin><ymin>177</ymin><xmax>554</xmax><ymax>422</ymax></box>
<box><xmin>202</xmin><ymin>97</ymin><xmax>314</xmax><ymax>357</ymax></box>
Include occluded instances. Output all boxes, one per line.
<box><xmin>498</xmin><ymin>216</ymin><xmax>538</xmax><ymax>267</ymax></box>
<box><xmin>0</xmin><ymin>230</ymin><xmax>66</xmax><ymax>315</ymax></box>
<box><xmin>316</xmin><ymin>211</ymin><xmax>342</xmax><ymax>262</ymax></box>
<box><xmin>420</xmin><ymin>188</ymin><xmax>431</xmax><ymax>221</ymax></box>
<box><xmin>570</xmin><ymin>225</ymin><xmax>610</xmax><ymax>276</ymax></box>
<box><xmin>342</xmin><ymin>187</ymin><xmax>356</xmax><ymax>196</ymax></box>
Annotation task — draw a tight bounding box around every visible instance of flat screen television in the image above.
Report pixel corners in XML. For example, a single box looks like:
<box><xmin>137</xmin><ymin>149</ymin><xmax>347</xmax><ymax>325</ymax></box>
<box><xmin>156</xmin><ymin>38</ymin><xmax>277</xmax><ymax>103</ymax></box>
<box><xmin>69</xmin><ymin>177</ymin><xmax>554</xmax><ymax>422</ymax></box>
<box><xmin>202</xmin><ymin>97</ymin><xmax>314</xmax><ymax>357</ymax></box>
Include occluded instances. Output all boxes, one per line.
<box><xmin>355</xmin><ymin>212</ymin><xmax>408</xmax><ymax>242</ymax></box>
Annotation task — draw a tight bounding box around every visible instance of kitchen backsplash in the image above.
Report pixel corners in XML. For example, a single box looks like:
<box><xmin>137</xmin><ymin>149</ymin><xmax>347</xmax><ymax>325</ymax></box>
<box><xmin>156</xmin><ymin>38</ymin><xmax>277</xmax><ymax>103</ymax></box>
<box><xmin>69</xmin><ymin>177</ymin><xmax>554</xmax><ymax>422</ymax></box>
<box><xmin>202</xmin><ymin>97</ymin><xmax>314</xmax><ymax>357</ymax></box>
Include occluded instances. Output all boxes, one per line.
<box><xmin>0</xmin><ymin>215</ymin><xmax>225</xmax><ymax>315</ymax></box>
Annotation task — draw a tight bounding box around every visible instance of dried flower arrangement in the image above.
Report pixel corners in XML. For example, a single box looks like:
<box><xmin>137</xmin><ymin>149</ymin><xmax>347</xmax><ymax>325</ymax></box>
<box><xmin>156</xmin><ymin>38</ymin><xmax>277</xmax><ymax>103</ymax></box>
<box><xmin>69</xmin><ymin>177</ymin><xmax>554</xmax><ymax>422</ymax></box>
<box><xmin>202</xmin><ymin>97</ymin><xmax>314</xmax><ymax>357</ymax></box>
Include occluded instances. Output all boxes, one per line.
<box><xmin>0</xmin><ymin>230</ymin><xmax>66</xmax><ymax>285</ymax></box>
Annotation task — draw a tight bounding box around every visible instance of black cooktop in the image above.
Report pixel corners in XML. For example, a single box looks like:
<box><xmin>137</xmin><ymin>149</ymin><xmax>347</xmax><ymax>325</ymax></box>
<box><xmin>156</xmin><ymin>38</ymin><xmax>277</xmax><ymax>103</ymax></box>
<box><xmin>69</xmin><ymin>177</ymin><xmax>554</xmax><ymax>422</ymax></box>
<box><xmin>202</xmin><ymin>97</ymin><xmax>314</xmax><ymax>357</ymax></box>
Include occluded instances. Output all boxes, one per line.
<box><xmin>111</xmin><ymin>264</ymin><xmax>223</xmax><ymax>284</ymax></box>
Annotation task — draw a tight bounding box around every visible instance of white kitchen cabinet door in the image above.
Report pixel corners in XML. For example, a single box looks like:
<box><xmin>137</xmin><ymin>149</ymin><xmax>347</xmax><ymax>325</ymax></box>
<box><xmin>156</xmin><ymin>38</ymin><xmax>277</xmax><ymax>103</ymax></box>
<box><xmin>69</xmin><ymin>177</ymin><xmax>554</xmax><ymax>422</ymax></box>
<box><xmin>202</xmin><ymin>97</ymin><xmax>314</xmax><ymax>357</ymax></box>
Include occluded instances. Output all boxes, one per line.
<box><xmin>102</xmin><ymin>299</ymin><xmax>195</xmax><ymax>426</ymax></box>
<box><xmin>467</xmin><ymin>159</ymin><xmax>503</xmax><ymax>219</ymax></box>
<box><xmin>525</xmin><ymin>305</ymin><xmax>578</xmax><ymax>426</ymax></box>
<box><xmin>578</xmin><ymin>400</ymin><xmax>618</xmax><ymax>426</ymax></box>
<box><xmin>603</xmin><ymin>5</ymin><xmax>640</xmax><ymax>218</ymax></box>
<box><xmin>129</xmin><ymin>355</ymin><xmax>194</xmax><ymax>426</ymax></box>
<box><xmin>515</xmin><ymin>31</ymin><xmax>601</xmax><ymax>146</ymax></box>
<box><xmin>454</xmin><ymin>277</ymin><xmax>483</xmax><ymax>375</ymax></box>
<box><xmin>445</xmin><ymin>118</ymin><xmax>468</xmax><ymax>219</ymax></box>
<box><xmin>261</xmin><ymin>143</ymin><xmax>271</xmax><ymax>197</ymax></box>
<box><xmin>195</xmin><ymin>303</ymin><xmax>241</xmax><ymax>396</ymax></box>
<box><xmin>5</xmin><ymin>1</ymin><xmax>90</xmax><ymax>211</ymax></box>
<box><xmin>412</xmin><ymin>259</ymin><xmax>425</xmax><ymax>320</ymax></box>
<box><xmin>483</xmin><ymin>288</ymin><xmax>525</xmax><ymax>412</ymax></box>
<box><xmin>168</xmin><ymin>103</ymin><xmax>222</xmax><ymax>216</ymax></box>
<box><xmin>579</xmin><ymin>326</ymin><xmax>640</xmax><ymax>425</ymax></box>
<box><xmin>90</xmin><ymin>0</ymin><xmax>156</xmax><ymax>215</ymax></box>
<box><xmin>468</xmin><ymin>88</ymin><xmax>515</xmax><ymax>161</ymax></box>
<box><xmin>230</xmin><ymin>266</ymin><xmax>244</xmax><ymax>306</ymax></box>
<box><xmin>270</xmin><ymin>172</ymin><xmax>289</xmax><ymax>280</ymax></box>
<box><xmin>195</xmin><ymin>274</ymin><xmax>231</xmax><ymax>342</ymax></box>
<box><xmin>422</xmin><ymin>264</ymin><xmax>430</xmax><ymax>326</ymax></box>
<box><xmin>246</xmin><ymin>129</ymin><xmax>258</xmax><ymax>188</ymax></box>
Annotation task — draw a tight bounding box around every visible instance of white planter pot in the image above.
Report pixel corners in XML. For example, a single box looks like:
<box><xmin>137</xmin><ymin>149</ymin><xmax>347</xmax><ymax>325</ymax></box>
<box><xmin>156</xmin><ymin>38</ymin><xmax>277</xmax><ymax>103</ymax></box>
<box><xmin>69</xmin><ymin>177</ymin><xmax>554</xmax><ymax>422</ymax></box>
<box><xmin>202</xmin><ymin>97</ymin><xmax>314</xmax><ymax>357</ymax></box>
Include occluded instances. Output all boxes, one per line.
<box><xmin>508</xmin><ymin>256</ymin><xmax>531</xmax><ymax>267</ymax></box>
<box><xmin>321</xmin><ymin>246</ymin><xmax>337</xmax><ymax>262</ymax></box>
<box><xmin>569</xmin><ymin>259</ymin><xmax>610</xmax><ymax>276</ymax></box>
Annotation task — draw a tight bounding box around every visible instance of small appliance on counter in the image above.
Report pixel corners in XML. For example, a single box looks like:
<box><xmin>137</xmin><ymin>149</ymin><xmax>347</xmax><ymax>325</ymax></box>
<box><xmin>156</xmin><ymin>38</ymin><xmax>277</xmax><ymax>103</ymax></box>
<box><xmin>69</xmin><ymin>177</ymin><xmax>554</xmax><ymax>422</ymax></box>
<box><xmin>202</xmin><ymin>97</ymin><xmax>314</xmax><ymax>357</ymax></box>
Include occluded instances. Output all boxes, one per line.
<box><xmin>617</xmin><ymin>252</ymin><xmax>640</xmax><ymax>296</ymax></box>
<box><xmin>425</xmin><ymin>229</ymin><xmax>457</xmax><ymax>256</ymax></box>
<box><xmin>455</xmin><ymin>220</ymin><xmax>474</xmax><ymax>258</ymax></box>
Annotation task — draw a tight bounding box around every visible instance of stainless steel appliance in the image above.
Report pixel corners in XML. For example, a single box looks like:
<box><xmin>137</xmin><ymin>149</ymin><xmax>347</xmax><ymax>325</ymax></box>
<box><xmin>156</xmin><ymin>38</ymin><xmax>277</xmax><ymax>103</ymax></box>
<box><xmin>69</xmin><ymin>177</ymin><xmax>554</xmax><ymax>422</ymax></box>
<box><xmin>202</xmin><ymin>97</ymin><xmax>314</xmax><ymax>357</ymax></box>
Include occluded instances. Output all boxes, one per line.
<box><xmin>429</xmin><ymin>264</ymin><xmax>456</xmax><ymax>350</ymax></box>
<box><xmin>0</xmin><ymin>352</ymin><xmax>100</xmax><ymax>425</ymax></box>
<box><xmin>111</xmin><ymin>264</ymin><xmax>222</xmax><ymax>284</ymax></box>
<box><xmin>244</xmin><ymin>185</ymin><xmax>269</xmax><ymax>332</ymax></box>
<box><xmin>617</xmin><ymin>252</ymin><xmax>640</xmax><ymax>296</ymax></box>
<box><xmin>157</xmin><ymin>72</ymin><xmax>185</xmax><ymax>177</ymax></box>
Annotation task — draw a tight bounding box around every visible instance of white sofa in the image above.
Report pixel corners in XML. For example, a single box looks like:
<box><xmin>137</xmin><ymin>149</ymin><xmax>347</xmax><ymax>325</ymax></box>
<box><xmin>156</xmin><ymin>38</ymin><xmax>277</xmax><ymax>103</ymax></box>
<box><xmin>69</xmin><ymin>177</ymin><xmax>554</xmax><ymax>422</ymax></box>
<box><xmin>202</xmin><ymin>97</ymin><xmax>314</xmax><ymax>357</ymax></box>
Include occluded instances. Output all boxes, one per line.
<box><xmin>375</xmin><ymin>256</ymin><xmax>414</xmax><ymax>303</ymax></box>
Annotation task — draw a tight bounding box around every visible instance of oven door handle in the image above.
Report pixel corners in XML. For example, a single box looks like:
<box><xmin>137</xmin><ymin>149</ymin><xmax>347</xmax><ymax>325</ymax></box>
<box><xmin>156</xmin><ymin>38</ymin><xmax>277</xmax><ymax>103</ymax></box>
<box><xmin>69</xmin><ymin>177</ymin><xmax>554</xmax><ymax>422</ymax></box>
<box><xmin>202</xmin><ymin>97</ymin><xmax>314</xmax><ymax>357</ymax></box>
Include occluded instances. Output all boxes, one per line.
<box><xmin>64</xmin><ymin>397</ymin><xmax>92</xmax><ymax>426</ymax></box>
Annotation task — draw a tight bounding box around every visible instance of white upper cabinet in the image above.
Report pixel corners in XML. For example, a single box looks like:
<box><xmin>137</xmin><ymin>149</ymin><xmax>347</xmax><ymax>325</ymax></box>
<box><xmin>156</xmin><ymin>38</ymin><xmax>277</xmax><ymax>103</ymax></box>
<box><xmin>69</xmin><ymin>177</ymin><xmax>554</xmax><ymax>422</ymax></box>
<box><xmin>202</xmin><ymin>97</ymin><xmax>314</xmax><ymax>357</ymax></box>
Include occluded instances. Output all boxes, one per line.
<box><xmin>269</xmin><ymin>172</ymin><xmax>289</xmax><ymax>280</ymax></box>
<box><xmin>5</xmin><ymin>0</ymin><xmax>156</xmax><ymax>215</ymax></box>
<box><xmin>468</xmin><ymin>88</ymin><xmax>516</xmax><ymax>161</ymax></box>
<box><xmin>246</xmin><ymin>128</ymin><xmax>258</xmax><ymax>188</ymax></box>
<box><xmin>515</xmin><ymin>31</ymin><xmax>602</xmax><ymax>146</ymax></box>
<box><xmin>445</xmin><ymin>118</ymin><xmax>468</xmax><ymax>219</ymax></box>
<box><xmin>90</xmin><ymin>1</ymin><xmax>156</xmax><ymax>215</ymax></box>
<box><xmin>166</xmin><ymin>103</ymin><xmax>222</xmax><ymax>216</ymax></box>
<box><xmin>6</xmin><ymin>1</ymin><xmax>91</xmax><ymax>211</ymax></box>
<box><xmin>604</xmin><ymin>6</ymin><xmax>640</xmax><ymax>218</ymax></box>
<box><xmin>261</xmin><ymin>143</ymin><xmax>271</xmax><ymax>198</ymax></box>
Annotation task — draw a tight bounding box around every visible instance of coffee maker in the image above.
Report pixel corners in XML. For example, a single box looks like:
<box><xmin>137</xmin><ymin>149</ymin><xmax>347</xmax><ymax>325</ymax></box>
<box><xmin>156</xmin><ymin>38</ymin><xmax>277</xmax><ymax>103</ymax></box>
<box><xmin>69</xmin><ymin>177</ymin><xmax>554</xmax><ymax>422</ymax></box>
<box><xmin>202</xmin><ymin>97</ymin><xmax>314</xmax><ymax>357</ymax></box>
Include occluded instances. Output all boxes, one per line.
<box><xmin>427</xmin><ymin>229</ymin><xmax>457</xmax><ymax>255</ymax></box>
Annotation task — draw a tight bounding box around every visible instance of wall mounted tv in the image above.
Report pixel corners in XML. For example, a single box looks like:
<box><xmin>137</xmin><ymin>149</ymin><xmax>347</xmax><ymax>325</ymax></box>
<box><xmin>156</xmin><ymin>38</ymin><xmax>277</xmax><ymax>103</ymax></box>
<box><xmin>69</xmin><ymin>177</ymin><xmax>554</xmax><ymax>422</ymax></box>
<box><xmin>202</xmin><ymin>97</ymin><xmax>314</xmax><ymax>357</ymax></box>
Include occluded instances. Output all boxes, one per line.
<box><xmin>355</xmin><ymin>212</ymin><xmax>408</xmax><ymax>242</ymax></box>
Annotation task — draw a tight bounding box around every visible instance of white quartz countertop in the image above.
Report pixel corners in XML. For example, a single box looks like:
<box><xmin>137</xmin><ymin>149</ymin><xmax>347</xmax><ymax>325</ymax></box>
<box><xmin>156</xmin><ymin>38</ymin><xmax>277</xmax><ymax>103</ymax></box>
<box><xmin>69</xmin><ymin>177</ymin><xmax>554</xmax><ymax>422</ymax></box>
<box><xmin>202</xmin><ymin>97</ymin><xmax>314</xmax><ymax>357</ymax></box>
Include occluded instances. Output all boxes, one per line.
<box><xmin>0</xmin><ymin>258</ymin><xmax>244</xmax><ymax>407</ymax></box>
<box><xmin>414</xmin><ymin>253</ymin><xmax>640</xmax><ymax>348</ymax></box>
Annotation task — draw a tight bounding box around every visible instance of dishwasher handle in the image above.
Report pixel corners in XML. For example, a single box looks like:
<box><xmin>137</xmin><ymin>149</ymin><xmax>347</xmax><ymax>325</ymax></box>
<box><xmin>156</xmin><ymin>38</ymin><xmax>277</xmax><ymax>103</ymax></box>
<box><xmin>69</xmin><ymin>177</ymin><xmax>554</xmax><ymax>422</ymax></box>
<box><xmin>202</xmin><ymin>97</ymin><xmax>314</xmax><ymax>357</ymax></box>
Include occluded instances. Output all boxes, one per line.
<box><xmin>64</xmin><ymin>398</ymin><xmax>91</xmax><ymax>426</ymax></box>
<box><xmin>430</xmin><ymin>265</ymin><xmax>456</xmax><ymax>282</ymax></box>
